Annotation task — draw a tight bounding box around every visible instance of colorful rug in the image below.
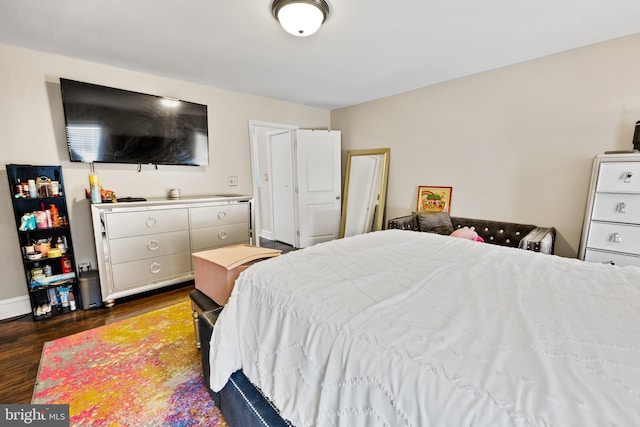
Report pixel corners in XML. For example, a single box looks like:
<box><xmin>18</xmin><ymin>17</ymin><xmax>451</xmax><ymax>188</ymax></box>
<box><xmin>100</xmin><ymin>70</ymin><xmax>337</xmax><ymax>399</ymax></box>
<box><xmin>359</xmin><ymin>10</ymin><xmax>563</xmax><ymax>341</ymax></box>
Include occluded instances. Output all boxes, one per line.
<box><xmin>32</xmin><ymin>300</ymin><xmax>227</xmax><ymax>426</ymax></box>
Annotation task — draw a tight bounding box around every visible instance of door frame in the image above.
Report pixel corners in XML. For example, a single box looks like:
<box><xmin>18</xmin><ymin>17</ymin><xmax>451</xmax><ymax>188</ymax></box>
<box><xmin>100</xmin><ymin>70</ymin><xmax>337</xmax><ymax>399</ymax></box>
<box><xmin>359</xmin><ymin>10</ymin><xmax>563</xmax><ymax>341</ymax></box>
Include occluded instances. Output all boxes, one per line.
<box><xmin>248</xmin><ymin>120</ymin><xmax>298</xmax><ymax>246</ymax></box>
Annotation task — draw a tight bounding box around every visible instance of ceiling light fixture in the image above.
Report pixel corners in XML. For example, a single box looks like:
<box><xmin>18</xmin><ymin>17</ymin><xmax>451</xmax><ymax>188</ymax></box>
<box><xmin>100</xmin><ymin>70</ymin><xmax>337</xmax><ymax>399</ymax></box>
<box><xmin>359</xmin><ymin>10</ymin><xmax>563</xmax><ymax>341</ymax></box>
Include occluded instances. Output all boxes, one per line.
<box><xmin>272</xmin><ymin>0</ymin><xmax>330</xmax><ymax>37</ymax></box>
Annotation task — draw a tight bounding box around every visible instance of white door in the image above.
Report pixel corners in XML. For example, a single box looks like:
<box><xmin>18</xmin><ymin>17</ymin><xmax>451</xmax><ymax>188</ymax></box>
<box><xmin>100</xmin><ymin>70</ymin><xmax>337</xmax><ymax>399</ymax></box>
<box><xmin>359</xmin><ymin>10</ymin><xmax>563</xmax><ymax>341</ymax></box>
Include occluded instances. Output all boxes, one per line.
<box><xmin>269</xmin><ymin>131</ymin><xmax>296</xmax><ymax>246</ymax></box>
<box><xmin>294</xmin><ymin>129</ymin><xmax>342</xmax><ymax>248</ymax></box>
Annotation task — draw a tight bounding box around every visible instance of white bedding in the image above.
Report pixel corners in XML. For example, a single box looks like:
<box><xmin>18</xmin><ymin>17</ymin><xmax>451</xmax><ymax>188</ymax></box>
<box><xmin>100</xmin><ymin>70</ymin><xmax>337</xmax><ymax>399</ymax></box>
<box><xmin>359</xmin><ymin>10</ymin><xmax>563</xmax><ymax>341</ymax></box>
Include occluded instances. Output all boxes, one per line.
<box><xmin>209</xmin><ymin>230</ymin><xmax>640</xmax><ymax>426</ymax></box>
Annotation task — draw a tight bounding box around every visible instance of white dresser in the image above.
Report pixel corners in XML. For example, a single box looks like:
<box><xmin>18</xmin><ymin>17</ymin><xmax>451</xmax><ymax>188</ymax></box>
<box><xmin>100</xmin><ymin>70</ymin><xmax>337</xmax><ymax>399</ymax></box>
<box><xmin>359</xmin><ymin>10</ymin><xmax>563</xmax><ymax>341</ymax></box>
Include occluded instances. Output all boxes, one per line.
<box><xmin>90</xmin><ymin>195</ymin><xmax>252</xmax><ymax>305</ymax></box>
<box><xmin>578</xmin><ymin>153</ymin><xmax>640</xmax><ymax>267</ymax></box>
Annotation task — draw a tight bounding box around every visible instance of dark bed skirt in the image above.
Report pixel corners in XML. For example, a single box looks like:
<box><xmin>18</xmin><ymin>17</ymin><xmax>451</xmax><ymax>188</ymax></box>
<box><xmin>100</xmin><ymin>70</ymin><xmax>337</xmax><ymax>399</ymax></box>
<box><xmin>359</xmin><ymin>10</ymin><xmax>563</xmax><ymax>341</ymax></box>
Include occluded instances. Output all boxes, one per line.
<box><xmin>210</xmin><ymin>370</ymin><xmax>292</xmax><ymax>427</ymax></box>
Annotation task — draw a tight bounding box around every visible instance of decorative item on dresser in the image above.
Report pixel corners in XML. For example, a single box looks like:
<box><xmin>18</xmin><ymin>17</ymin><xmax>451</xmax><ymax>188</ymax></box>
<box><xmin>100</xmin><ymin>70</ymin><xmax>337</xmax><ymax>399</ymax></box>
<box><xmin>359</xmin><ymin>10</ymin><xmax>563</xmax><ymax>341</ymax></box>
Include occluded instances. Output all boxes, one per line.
<box><xmin>578</xmin><ymin>153</ymin><xmax>640</xmax><ymax>266</ymax></box>
<box><xmin>90</xmin><ymin>195</ymin><xmax>252</xmax><ymax>306</ymax></box>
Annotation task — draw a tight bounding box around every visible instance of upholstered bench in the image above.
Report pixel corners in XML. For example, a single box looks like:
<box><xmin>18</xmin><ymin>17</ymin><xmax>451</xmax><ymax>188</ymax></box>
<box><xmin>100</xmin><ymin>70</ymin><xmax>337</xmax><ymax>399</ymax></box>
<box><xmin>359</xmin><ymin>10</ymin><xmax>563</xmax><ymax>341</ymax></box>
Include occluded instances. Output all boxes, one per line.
<box><xmin>189</xmin><ymin>289</ymin><xmax>222</xmax><ymax>390</ymax></box>
<box><xmin>190</xmin><ymin>289</ymin><xmax>289</xmax><ymax>426</ymax></box>
<box><xmin>190</xmin><ymin>289</ymin><xmax>223</xmax><ymax>349</ymax></box>
<box><xmin>387</xmin><ymin>213</ymin><xmax>556</xmax><ymax>254</ymax></box>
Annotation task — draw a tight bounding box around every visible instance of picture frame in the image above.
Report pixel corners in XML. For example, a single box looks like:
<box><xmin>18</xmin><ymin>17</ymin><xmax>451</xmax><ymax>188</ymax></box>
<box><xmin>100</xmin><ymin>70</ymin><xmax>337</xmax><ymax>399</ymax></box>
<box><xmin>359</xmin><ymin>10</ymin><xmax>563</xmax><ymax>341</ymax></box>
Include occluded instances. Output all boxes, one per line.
<box><xmin>417</xmin><ymin>186</ymin><xmax>452</xmax><ymax>213</ymax></box>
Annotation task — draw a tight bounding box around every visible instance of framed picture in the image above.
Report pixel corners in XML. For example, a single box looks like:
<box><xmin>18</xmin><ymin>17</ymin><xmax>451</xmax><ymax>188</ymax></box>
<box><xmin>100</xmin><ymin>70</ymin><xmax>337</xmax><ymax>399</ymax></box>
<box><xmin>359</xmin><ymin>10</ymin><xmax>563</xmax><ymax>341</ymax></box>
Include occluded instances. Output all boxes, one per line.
<box><xmin>417</xmin><ymin>186</ymin><xmax>452</xmax><ymax>213</ymax></box>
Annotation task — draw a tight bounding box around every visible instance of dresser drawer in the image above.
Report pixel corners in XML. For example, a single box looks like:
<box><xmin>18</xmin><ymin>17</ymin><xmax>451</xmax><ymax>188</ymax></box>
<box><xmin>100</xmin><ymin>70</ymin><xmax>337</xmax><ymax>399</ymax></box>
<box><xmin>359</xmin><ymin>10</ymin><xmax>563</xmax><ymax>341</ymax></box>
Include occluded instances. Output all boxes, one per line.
<box><xmin>584</xmin><ymin>248</ymin><xmax>640</xmax><ymax>268</ymax></box>
<box><xmin>111</xmin><ymin>252</ymin><xmax>192</xmax><ymax>291</ymax></box>
<box><xmin>109</xmin><ymin>230</ymin><xmax>190</xmax><ymax>264</ymax></box>
<box><xmin>596</xmin><ymin>162</ymin><xmax>640</xmax><ymax>193</ymax></box>
<box><xmin>106</xmin><ymin>208</ymin><xmax>189</xmax><ymax>239</ymax></box>
<box><xmin>190</xmin><ymin>203</ymin><xmax>249</xmax><ymax>229</ymax></box>
<box><xmin>191</xmin><ymin>223</ymin><xmax>250</xmax><ymax>252</ymax></box>
<box><xmin>586</xmin><ymin>222</ymin><xmax>640</xmax><ymax>255</ymax></box>
<box><xmin>591</xmin><ymin>193</ymin><xmax>640</xmax><ymax>223</ymax></box>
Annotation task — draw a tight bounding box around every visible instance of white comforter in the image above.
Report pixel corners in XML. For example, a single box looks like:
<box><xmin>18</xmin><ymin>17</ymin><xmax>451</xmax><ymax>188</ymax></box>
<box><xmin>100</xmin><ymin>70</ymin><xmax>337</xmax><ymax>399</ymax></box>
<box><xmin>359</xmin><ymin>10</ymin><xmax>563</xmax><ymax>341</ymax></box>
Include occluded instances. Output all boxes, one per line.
<box><xmin>209</xmin><ymin>230</ymin><xmax>640</xmax><ymax>426</ymax></box>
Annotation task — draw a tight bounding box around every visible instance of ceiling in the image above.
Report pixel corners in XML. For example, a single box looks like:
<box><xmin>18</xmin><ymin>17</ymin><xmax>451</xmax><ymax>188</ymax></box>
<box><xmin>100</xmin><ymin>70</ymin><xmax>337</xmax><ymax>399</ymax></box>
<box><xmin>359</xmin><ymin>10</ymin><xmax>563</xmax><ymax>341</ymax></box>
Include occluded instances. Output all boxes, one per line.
<box><xmin>1</xmin><ymin>1</ymin><xmax>639</xmax><ymax>110</ymax></box>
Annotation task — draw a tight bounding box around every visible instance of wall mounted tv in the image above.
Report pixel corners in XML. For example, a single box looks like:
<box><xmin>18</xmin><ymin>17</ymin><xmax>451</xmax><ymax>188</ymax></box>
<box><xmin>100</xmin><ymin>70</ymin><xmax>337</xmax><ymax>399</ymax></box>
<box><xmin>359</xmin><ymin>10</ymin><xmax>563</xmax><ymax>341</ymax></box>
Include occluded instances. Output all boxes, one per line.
<box><xmin>60</xmin><ymin>78</ymin><xmax>209</xmax><ymax>166</ymax></box>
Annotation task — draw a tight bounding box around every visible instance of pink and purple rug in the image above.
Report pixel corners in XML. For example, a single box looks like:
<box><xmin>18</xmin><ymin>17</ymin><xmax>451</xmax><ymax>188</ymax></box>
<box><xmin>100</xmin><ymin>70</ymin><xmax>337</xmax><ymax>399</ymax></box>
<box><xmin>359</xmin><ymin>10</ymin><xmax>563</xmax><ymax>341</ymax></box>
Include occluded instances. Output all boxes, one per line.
<box><xmin>32</xmin><ymin>300</ymin><xmax>227</xmax><ymax>426</ymax></box>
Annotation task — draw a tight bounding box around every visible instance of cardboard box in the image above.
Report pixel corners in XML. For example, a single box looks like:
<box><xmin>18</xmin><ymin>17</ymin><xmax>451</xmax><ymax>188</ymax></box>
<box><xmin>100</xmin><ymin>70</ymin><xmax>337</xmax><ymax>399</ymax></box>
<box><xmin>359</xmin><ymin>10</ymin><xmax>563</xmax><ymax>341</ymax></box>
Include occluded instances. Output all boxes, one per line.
<box><xmin>192</xmin><ymin>245</ymin><xmax>281</xmax><ymax>305</ymax></box>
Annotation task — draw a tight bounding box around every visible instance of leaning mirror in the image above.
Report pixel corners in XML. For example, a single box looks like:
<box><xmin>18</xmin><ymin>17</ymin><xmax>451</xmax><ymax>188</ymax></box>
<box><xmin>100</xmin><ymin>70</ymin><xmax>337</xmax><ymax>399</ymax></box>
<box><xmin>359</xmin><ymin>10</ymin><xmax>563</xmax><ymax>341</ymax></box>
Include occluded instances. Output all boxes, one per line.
<box><xmin>340</xmin><ymin>148</ymin><xmax>391</xmax><ymax>238</ymax></box>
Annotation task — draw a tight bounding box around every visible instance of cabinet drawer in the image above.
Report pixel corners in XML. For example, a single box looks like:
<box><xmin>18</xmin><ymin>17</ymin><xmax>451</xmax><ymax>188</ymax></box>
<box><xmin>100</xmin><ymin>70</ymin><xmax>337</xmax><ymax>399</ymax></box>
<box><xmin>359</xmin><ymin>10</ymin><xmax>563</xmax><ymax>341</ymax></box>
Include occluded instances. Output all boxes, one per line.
<box><xmin>596</xmin><ymin>162</ymin><xmax>640</xmax><ymax>193</ymax></box>
<box><xmin>591</xmin><ymin>193</ymin><xmax>640</xmax><ymax>223</ymax></box>
<box><xmin>191</xmin><ymin>223</ymin><xmax>250</xmax><ymax>252</ymax></box>
<box><xmin>111</xmin><ymin>252</ymin><xmax>192</xmax><ymax>292</ymax></box>
<box><xmin>587</xmin><ymin>222</ymin><xmax>640</xmax><ymax>255</ymax></box>
<box><xmin>190</xmin><ymin>203</ymin><xmax>249</xmax><ymax>229</ymax></box>
<box><xmin>584</xmin><ymin>249</ymin><xmax>640</xmax><ymax>268</ymax></box>
<box><xmin>109</xmin><ymin>230</ymin><xmax>190</xmax><ymax>264</ymax></box>
<box><xmin>106</xmin><ymin>208</ymin><xmax>189</xmax><ymax>239</ymax></box>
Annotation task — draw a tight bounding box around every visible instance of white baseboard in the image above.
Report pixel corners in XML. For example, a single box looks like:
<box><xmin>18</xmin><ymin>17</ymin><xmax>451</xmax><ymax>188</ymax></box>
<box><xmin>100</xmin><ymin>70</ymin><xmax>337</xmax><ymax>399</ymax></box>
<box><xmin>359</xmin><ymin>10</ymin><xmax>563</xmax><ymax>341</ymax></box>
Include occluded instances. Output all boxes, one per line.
<box><xmin>260</xmin><ymin>230</ymin><xmax>274</xmax><ymax>240</ymax></box>
<box><xmin>0</xmin><ymin>295</ymin><xmax>31</xmax><ymax>320</ymax></box>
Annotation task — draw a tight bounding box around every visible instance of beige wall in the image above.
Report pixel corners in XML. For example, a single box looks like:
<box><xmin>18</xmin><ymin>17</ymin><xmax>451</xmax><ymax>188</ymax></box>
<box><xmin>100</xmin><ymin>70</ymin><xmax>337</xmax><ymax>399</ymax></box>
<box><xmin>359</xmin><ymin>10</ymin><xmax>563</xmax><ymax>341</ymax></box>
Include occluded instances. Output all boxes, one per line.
<box><xmin>0</xmin><ymin>43</ymin><xmax>329</xmax><ymax>312</ymax></box>
<box><xmin>332</xmin><ymin>33</ymin><xmax>640</xmax><ymax>258</ymax></box>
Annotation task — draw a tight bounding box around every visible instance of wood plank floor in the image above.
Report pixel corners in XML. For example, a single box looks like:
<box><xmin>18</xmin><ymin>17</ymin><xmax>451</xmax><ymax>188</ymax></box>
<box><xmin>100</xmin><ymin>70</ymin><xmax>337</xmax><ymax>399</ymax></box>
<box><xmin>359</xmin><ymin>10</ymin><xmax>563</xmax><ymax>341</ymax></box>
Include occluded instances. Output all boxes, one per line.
<box><xmin>0</xmin><ymin>282</ymin><xmax>195</xmax><ymax>404</ymax></box>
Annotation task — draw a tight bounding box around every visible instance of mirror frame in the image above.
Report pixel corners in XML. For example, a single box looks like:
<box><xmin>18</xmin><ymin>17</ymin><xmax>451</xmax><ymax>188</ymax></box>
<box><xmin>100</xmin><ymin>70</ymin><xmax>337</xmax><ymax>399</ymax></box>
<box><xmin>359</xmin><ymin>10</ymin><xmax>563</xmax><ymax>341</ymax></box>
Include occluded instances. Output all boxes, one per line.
<box><xmin>339</xmin><ymin>148</ymin><xmax>391</xmax><ymax>238</ymax></box>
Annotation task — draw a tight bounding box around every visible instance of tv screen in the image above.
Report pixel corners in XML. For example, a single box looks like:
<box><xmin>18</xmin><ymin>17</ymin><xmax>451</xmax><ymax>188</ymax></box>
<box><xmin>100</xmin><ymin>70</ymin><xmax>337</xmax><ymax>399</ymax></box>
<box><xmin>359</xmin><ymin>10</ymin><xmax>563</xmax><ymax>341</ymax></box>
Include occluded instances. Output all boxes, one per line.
<box><xmin>60</xmin><ymin>78</ymin><xmax>209</xmax><ymax>166</ymax></box>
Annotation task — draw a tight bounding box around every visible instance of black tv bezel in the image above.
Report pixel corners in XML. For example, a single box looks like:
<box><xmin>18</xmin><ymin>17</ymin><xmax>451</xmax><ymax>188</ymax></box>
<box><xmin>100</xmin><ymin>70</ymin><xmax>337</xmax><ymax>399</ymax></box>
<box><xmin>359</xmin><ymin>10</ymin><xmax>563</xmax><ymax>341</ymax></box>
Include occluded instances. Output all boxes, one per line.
<box><xmin>59</xmin><ymin>78</ymin><xmax>209</xmax><ymax>167</ymax></box>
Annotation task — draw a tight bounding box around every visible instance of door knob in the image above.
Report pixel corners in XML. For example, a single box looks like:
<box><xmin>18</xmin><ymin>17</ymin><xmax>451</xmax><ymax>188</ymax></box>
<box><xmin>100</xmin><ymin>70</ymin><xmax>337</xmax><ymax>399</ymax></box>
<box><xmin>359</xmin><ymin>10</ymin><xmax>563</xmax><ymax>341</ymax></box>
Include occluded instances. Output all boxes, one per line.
<box><xmin>613</xmin><ymin>233</ymin><xmax>622</xmax><ymax>243</ymax></box>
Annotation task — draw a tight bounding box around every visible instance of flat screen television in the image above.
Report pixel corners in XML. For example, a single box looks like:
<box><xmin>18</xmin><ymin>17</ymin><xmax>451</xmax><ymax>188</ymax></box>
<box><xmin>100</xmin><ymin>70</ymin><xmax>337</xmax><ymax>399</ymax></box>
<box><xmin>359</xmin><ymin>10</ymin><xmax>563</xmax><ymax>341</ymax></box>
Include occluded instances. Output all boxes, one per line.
<box><xmin>60</xmin><ymin>78</ymin><xmax>209</xmax><ymax>166</ymax></box>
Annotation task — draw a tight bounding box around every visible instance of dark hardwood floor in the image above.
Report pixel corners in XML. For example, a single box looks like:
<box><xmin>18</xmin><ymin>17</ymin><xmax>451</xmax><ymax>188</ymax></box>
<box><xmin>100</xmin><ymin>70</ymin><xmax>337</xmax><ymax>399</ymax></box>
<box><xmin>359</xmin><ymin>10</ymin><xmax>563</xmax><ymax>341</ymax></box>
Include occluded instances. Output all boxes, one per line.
<box><xmin>0</xmin><ymin>282</ymin><xmax>195</xmax><ymax>404</ymax></box>
<box><xmin>259</xmin><ymin>237</ymin><xmax>295</xmax><ymax>253</ymax></box>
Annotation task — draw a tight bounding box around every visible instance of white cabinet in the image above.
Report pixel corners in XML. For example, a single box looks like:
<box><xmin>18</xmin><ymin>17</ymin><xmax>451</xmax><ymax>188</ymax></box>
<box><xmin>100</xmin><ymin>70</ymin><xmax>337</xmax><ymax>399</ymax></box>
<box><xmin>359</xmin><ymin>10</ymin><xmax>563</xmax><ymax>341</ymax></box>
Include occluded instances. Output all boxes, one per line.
<box><xmin>91</xmin><ymin>196</ymin><xmax>252</xmax><ymax>305</ymax></box>
<box><xmin>578</xmin><ymin>154</ymin><xmax>640</xmax><ymax>267</ymax></box>
<box><xmin>190</xmin><ymin>203</ymin><xmax>250</xmax><ymax>251</ymax></box>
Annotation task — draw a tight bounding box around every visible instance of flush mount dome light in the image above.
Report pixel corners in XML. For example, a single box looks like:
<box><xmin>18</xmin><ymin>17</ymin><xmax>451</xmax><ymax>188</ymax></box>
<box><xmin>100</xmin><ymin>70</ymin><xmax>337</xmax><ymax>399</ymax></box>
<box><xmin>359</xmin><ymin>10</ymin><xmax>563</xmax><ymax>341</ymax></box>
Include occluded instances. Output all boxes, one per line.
<box><xmin>272</xmin><ymin>0</ymin><xmax>330</xmax><ymax>37</ymax></box>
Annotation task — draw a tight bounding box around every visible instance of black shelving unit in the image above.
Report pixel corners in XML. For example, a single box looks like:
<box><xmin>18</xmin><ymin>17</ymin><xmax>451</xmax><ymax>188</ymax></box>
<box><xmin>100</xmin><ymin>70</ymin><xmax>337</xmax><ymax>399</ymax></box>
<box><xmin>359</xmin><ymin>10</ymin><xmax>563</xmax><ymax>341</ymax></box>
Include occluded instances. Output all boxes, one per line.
<box><xmin>6</xmin><ymin>164</ymin><xmax>81</xmax><ymax>320</ymax></box>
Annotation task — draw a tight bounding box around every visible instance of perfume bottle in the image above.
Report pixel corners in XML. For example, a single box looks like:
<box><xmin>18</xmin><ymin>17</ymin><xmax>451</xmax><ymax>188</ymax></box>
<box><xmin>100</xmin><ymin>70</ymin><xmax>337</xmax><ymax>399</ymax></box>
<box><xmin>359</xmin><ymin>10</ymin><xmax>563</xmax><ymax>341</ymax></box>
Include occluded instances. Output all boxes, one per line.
<box><xmin>89</xmin><ymin>173</ymin><xmax>101</xmax><ymax>204</ymax></box>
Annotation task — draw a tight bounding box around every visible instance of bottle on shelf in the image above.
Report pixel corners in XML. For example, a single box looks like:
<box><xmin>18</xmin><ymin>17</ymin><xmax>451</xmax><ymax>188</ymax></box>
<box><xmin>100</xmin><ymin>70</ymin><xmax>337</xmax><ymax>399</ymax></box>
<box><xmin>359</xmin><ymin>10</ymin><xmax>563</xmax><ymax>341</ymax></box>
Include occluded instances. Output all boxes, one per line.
<box><xmin>69</xmin><ymin>290</ymin><xmax>76</xmax><ymax>311</ymax></box>
<box><xmin>21</xmin><ymin>182</ymin><xmax>29</xmax><ymax>198</ymax></box>
<box><xmin>50</xmin><ymin>204</ymin><xmax>60</xmax><ymax>227</ymax></box>
<box><xmin>59</xmin><ymin>287</ymin><xmax>69</xmax><ymax>308</ymax></box>
<box><xmin>14</xmin><ymin>178</ymin><xmax>22</xmax><ymax>198</ymax></box>
<box><xmin>61</xmin><ymin>256</ymin><xmax>72</xmax><ymax>273</ymax></box>
<box><xmin>28</xmin><ymin>179</ymin><xmax>37</xmax><ymax>198</ymax></box>
<box><xmin>56</xmin><ymin>237</ymin><xmax>66</xmax><ymax>254</ymax></box>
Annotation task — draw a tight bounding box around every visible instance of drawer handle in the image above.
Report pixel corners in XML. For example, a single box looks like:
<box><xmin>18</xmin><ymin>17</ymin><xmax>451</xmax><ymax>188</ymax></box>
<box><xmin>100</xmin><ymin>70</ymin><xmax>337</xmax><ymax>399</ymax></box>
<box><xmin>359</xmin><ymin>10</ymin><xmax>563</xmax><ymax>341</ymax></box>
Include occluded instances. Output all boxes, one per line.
<box><xmin>150</xmin><ymin>262</ymin><xmax>161</xmax><ymax>274</ymax></box>
<box><xmin>217</xmin><ymin>211</ymin><xmax>227</xmax><ymax>220</ymax></box>
<box><xmin>624</xmin><ymin>172</ymin><xmax>633</xmax><ymax>183</ymax></box>
<box><xmin>145</xmin><ymin>217</ymin><xmax>157</xmax><ymax>228</ymax></box>
<box><xmin>618</xmin><ymin>202</ymin><xmax>627</xmax><ymax>213</ymax></box>
<box><xmin>147</xmin><ymin>239</ymin><xmax>159</xmax><ymax>251</ymax></box>
<box><xmin>613</xmin><ymin>233</ymin><xmax>622</xmax><ymax>243</ymax></box>
<box><xmin>218</xmin><ymin>231</ymin><xmax>227</xmax><ymax>240</ymax></box>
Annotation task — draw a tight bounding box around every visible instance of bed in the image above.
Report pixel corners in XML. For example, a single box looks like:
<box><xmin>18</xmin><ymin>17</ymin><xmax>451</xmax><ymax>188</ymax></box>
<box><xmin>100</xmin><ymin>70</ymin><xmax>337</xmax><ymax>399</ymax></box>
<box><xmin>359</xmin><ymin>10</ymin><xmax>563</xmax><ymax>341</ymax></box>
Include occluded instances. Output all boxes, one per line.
<box><xmin>207</xmin><ymin>229</ymin><xmax>640</xmax><ymax>426</ymax></box>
